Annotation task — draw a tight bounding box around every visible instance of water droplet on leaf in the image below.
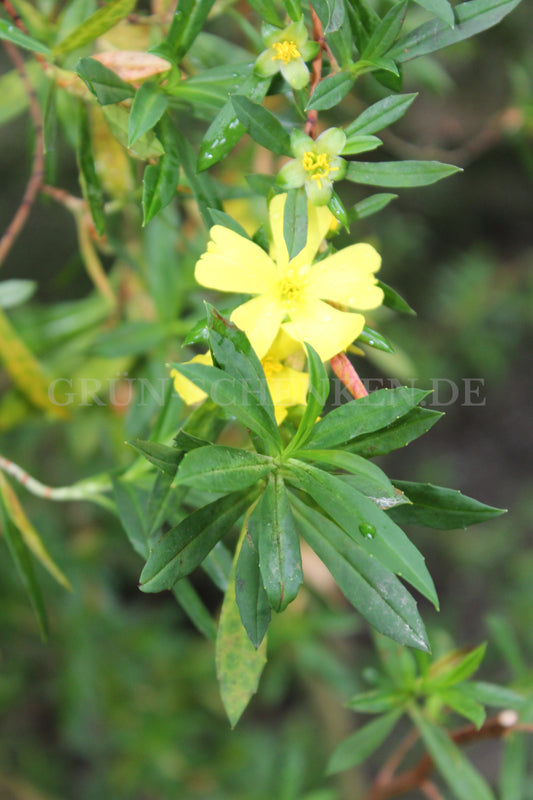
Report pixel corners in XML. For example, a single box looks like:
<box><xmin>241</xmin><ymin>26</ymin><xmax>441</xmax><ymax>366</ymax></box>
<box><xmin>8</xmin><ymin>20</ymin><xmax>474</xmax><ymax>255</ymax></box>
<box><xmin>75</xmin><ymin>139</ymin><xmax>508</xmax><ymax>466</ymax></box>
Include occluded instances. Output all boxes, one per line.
<box><xmin>359</xmin><ymin>523</ymin><xmax>376</xmax><ymax>539</ymax></box>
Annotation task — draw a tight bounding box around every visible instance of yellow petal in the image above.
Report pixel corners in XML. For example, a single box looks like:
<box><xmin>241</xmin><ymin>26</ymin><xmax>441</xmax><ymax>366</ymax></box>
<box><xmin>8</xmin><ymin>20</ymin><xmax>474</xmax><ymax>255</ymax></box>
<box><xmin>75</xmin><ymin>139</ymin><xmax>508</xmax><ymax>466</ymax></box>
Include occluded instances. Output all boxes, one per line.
<box><xmin>265</xmin><ymin>328</ymin><xmax>304</xmax><ymax>362</ymax></box>
<box><xmin>195</xmin><ymin>226</ymin><xmax>278</xmax><ymax>294</ymax></box>
<box><xmin>283</xmin><ymin>298</ymin><xmax>365</xmax><ymax>361</ymax></box>
<box><xmin>230</xmin><ymin>296</ymin><xmax>285</xmax><ymax>359</ymax></box>
<box><xmin>171</xmin><ymin>352</ymin><xmax>212</xmax><ymax>405</ymax></box>
<box><xmin>269</xmin><ymin>193</ymin><xmax>333</xmax><ymax>270</ymax></box>
<box><xmin>267</xmin><ymin>365</ymin><xmax>309</xmax><ymax>408</ymax></box>
<box><xmin>308</xmin><ymin>243</ymin><xmax>384</xmax><ymax>309</ymax></box>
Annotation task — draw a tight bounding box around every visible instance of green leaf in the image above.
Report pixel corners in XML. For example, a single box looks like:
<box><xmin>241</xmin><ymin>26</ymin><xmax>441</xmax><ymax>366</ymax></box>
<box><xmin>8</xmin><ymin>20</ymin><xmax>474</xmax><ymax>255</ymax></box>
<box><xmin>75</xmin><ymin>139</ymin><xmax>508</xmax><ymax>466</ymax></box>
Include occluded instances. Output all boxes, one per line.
<box><xmin>306</xmin><ymin>387</ymin><xmax>431</xmax><ymax>450</ymax></box>
<box><xmin>287</xmin><ymin>462</ymin><xmax>438</xmax><ymax>608</ymax></box>
<box><xmin>216</xmin><ymin>530</ymin><xmax>267</xmax><ymax>727</ymax></box>
<box><xmin>0</xmin><ymin>18</ymin><xmax>51</xmax><ymax>55</ymax></box>
<box><xmin>151</xmin><ymin>0</ymin><xmax>216</xmax><ymax>63</ymax></box>
<box><xmin>76</xmin><ymin>57</ymin><xmax>135</xmax><ymax>105</ymax></box>
<box><xmin>425</xmin><ymin>644</ymin><xmax>487</xmax><ymax>690</ymax></box>
<box><xmin>284</xmin><ymin>343</ymin><xmax>329</xmax><ymax>456</ymax></box>
<box><xmin>102</xmin><ymin>105</ymin><xmax>165</xmax><ymax>160</ymax></box>
<box><xmin>461</xmin><ymin>681</ymin><xmax>525</xmax><ymax>710</ymax></box>
<box><xmin>235</xmin><ymin>521</ymin><xmax>271</xmax><ymax>647</ymax></box>
<box><xmin>128</xmin><ymin>439</ymin><xmax>182</xmax><ymax>476</ymax></box>
<box><xmin>197</xmin><ymin>73</ymin><xmax>270</xmax><ymax>171</ymax></box>
<box><xmin>341</xmin><ymin>134</ymin><xmax>382</xmax><ymax>156</ymax></box>
<box><xmin>205</xmin><ymin>305</ymin><xmax>281</xmax><ymax>452</ymax></box>
<box><xmin>172</xmin><ymin>579</ymin><xmax>216</xmax><ymax>641</ymax></box>
<box><xmin>347</xmin><ymin>407</ymin><xmax>443</xmax><ymax>458</ymax></box>
<box><xmin>438</xmin><ymin>687</ymin><xmax>486</xmax><ymax>729</ymax></box>
<box><xmin>293</xmin><ymin>498</ymin><xmax>429</xmax><ymax>650</ymax></box>
<box><xmin>346</xmin><ymin>160</ymin><xmax>461</xmax><ymax>187</ymax></box>
<box><xmin>231</xmin><ymin>95</ymin><xmax>292</xmax><ymax>156</ymax></box>
<box><xmin>76</xmin><ymin>104</ymin><xmax>105</xmax><ymax>236</ymax></box>
<box><xmin>142</xmin><ymin>119</ymin><xmax>181</xmax><ymax>225</ymax></box>
<box><xmin>378</xmin><ymin>280</ymin><xmax>416</xmax><ymax>315</ymax></box>
<box><xmin>248</xmin><ymin>0</ymin><xmax>283</xmax><ymax>24</ymax></box>
<box><xmin>347</xmin><ymin>688</ymin><xmax>407</xmax><ymax>714</ymax></box>
<box><xmin>413</xmin><ymin>0</ymin><xmax>455</xmax><ymax>26</ymax></box>
<box><xmin>349</xmin><ymin>193</ymin><xmax>398</xmax><ymax>221</ymax></box>
<box><xmin>169</xmin><ymin>62</ymin><xmax>253</xmax><ymax>118</ymax></box>
<box><xmin>128</xmin><ymin>82</ymin><xmax>169</xmax><ymax>147</ymax></box>
<box><xmin>410</xmin><ymin>707</ymin><xmax>496</xmax><ymax>800</ymax></box>
<box><xmin>328</xmin><ymin>192</ymin><xmax>349</xmax><ymax>228</ymax></box>
<box><xmin>0</xmin><ymin>490</ymin><xmax>48</xmax><ymax>639</ymax></box>
<box><xmin>500</xmin><ymin>733</ymin><xmax>527</xmax><ymax>800</ymax></box>
<box><xmin>206</xmin><ymin>209</ymin><xmax>249</xmax><ymax>238</ymax></box>
<box><xmin>361</xmin><ymin>2</ymin><xmax>408</xmax><ymax>60</ymax></box>
<box><xmin>251</xmin><ymin>474</ymin><xmax>302</xmax><ymax>612</ymax></box>
<box><xmin>139</xmin><ymin>490</ymin><xmax>254</xmax><ymax>592</ymax></box>
<box><xmin>146</xmin><ymin>471</ymin><xmax>178</xmax><ymax>542</ymax></box>
<box><xmin>283</xmin><ymin>188</ymin><xmax>308</xmax><ymax>261</ymax></box>
<box><xmin>295</xmin><ymin>449</ymin><xmax>396</xmax><ymax>500</ymax></box>
<box><xmin>306</xmin><ymin>72</ymin><xmax>355</xmax><ymax>112</ymax></box>
<box><xmin>91</xmin><ymin>321</ymin><xmax>169</xmax><ymax>356</ymax></box>
<box><xmin>0</xmin><ymin>280</ymin><xmax>37</xmax><ymax>309</ymax></box>
<box><xmin>173</xmin><ymin>129</ymin><xmax>222</xmax><ymax>226</ymax></box>
<box><xmin>389</xmin><ymin>0</ymin><xmax>522</xmax><ymax>63</ymax></box>
<box><xmin>176</xmin><ymin>445</ymin><xmax>275</xmax><ymax>492</ymax></box>
<box><xmin>344</xmin><ymin>93</ymin><xmax>418</xmax><ymax>137</ymax></box>
<box><xmin>54</xmin><ymin>0</ymin><xmax>136</xmax><ymax>55</ymax></box>
<box><xmin>283</xmin><ymin>0</ymin><xmax>303</xmax><ymax>22</ymax></box>
<box><xmin>112</xmin><ymin>478</ymin><xmax>149</xmax><ymax>559</ymax></box>
<box><xmin>389</xmin><ymin>481</ymin><xmax>507</xmax><ymax>530</ymax></box>
<box><xmin>327</xmin><ymin>710</ymin><xmax>402</xmax><ymax>774</ymax></box>
<box><xmin>311</xmin><ymin>0</ymin><xmax>345</xmax><ymax>32</ymax></box>
<box><xmin>357</xmin><ymin>325</ymin><xmax>394</xmax><ymax>354</ymax></box>
<box><xmin>203</xmin><ymin>541</ymin><xmax>232</xmax><ymax>591</ymax></box>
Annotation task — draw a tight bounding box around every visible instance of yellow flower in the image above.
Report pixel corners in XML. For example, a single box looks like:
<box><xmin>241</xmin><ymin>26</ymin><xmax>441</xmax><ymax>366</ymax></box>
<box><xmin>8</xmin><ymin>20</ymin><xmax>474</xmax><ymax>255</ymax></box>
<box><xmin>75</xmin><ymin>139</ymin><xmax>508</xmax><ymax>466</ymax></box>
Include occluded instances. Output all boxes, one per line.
<box><xmin>195</xmin><ymin>194</ymin><xmax>384</xmax><ymax>362</ymax></box>
<box><xmin>171</xmin><ymin>332</ymin><xmax>308</xmax><ymax>425</ymax></box>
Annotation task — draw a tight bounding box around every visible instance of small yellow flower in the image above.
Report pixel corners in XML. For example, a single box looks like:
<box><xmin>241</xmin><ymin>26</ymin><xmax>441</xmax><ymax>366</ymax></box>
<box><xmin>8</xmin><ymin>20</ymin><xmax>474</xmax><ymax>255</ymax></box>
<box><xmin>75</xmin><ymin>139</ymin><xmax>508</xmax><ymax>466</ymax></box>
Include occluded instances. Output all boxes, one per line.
<box><xmin>194</xmin><ymin>194</ymin><xmax>384</xmax><ymax>362</ymax></box>
<box><xmin>254</xmin><ymin>18</ymin><xmax>319</xmax><ymax>90</ymax></box>
<box><xmin>171</xmin><ymin>332</ymin><xmax>308</xmax><ymax>425</ymax></box>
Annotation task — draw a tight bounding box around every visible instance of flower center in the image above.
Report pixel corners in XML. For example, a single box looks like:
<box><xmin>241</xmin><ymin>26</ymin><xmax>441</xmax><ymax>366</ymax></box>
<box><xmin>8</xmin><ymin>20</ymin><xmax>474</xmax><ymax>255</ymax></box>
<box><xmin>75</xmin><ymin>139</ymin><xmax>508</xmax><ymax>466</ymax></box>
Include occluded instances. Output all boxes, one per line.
<box><xmin>262</xmin><ymin>357</ymin><xmax>284</xmax><ymax>379</ymax></box>
<box><xmin>301</xmin><ymin>151</ymin><xmax>338</xmax><ymax>188</ymax></box>
<box><xmin>278</xmin><ymin>266</ymin><xmax>310</xmax><ymax>310</ymax></box>
<box><xmin>272</xmin><ymin>40</ymin><xmax>301</xmax><ymax>64</ymax></box>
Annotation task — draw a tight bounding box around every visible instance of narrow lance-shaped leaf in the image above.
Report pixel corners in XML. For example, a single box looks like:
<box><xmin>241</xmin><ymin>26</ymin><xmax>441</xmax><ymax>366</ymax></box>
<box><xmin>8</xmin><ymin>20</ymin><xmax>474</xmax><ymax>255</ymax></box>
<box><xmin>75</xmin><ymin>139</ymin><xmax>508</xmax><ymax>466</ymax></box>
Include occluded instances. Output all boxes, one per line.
<box><xmin>128</xmin><ymin>82</ymin><xmax>169</xmax><ymax>147</ymax></box>
<box><xmin>176</xmin><ymin>445</ymin><xmax>275</xmax><ymax>493</ymax></box>
<box><xmin>345</xmin><ymin>407</ymin><xmax>443</xmax><ymax>458</ymax></box>
<box><xmin>361</xmin><ymin>1</ymin><xmax>408</xmax><ymax>60</ymax></box>
<box><xmin>389</xmin><ymin>0</ymin><xmax>522</xmax><ymax>63</ymax></box>
<box><xmin>284</xmin><ymin>343</ymin><xmax>329</xmax><ymax>456</ymax></box>
<box><xmin>139</xmin><ymin>490</ymin><xmax>255</xmax><ymax>592</ymax></box>
<box><xmin>287</xmin><ymin>462</ymin><xmax>438</xmax><ymax>608</ymax></box>
<box><xmin>344</xmin><ymin>93</ymin><xmax>418</xmax><ymax>137</ymax></box>
<box><xmin>232</xmin><ymin>95</ymin><xmax>292</xmax><ymax>156</ymax></box>
<box><xmin>293</xmin><ymin>497</ymin><xmax>430</xmax><ymax>650</ymax></box>
<box><xmin>205</xmin><ymin>305</ymin><xmax>281</xmax><ymax>452</ymax></box>
<box><xmin>295</xmin><ymin>448</ymin><xmax>397</xmax><ymax>500</ymax></box>
<box><xmin>438</xmin><ymin>687</ymin><xmax>486</xmax><ymax>729</ymax></box>
<box><xmin>76</xmin><ymin>58</ymin><xmax>135</xmax><ymax>105</ymax></box>
<box><xmin>346</xmin><ymin>160</ymin><xmax>461</xmax><ymax>188</ymax></box>
<box><xmin>306</xmin><ymin>387</ymin><xmax>431</xmax><ymax>450</ymax></box>
<box><xmin>283</xmin><ymin>188</ymin><xmax>308</xmax><ymax>261</ymax></box>
<box><xmin>172</xmin><ymin>580</ymin><xmax>216</xmax><ymax>642</ymax></box>
<box><xmin>216</xmin><ymin>527</ymin><xmax>267</xmax><ymax>727</ymax></box>
<box><xmin>410</xmin><ymin>707</ymin><xmax>497</xmax><ymax>800</ymax></box>
<box><xmin>128</xmin><ymin>439</ymin><xmax>182</xmax><ymax>476</ymax></box>
<box><xmin>112</xmin><ymin>478</ymin><xmax>149</xmax><ymax>559</ymax></box>
<box><xmin>0</xmin><ymin>18</ymin><xmax>51</xmax><ymax>55</ymax></box>
<box><xmin>151</xmin><ymin>0</ymin><xmax>217</xmax><ymax>63</ymax></box>
<box><xmin>349</xmin><ymin>193</ymin><xmax>398</xmax><ymax>221</ymax></box>
<box><xmin>173</xmin><ymin>129</ymin><xmax>222</xmax><ymax>226</ymax></box>
<box><xmin>389</xmin><ymin>481</ymin><xmax>506</xmax><ymax>529</ymax></box>
<box><xmin>327</xmin><ymin>710</ymin><xmax>403</xmax><ymax>774</ymax></box>
<box><xmin>306</xmin><ymin>72</ymin><xmax>355</xmax><ymax>112</ymax></box>
<box><xmin>251</xmin><ymin>474</ymin><xmax>303</xmax><ymax>612</ymax></box>
<box><xmin>54</xmin><ymin>0</ymin><xmax>136</xmax><ymax>55</ymax></box>
<box><xmin>77</xmin><ymin>104</ymin><xmax>105</xmax><ymax>236</ymax></box>
<box><xmin>424</xmin><ymin>643</ymin><xmax>487</xmax><ymax>689</ymax></box>
<box><xmin>413</xmin><ymin>0</ymin><xmax>455</xmax><ymax>27</ymax></box>
<box><xmin>235</xmin><ymin>519</ymin><xmax>271</xmax><ymax>648</ymax></box>
<box><xmin>0</xmin><ymin>488</ymin><xmax>48</xmax><ymax>639</ymax></box>
<box><xmin>142</xmin><ymin>115</ymin><xmax>181</xmax><ymax>225</ymax></box>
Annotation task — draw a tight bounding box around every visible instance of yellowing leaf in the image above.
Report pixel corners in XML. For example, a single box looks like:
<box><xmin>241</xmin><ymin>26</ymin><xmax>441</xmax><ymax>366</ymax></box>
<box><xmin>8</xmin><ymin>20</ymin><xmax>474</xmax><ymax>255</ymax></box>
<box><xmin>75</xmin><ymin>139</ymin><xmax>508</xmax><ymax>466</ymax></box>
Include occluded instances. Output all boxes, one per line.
<box><xmin>0</xmin><ymin>473</ymin><xmax>72</xmax><ymax>591</ymax></box>
<box><xmin>0</xmin><ymin>308</ymin><xmax>69</xmax><ymax>419</ymax></box>
<box><xmin>216</xmin><ymin>528</ymin><xmax>267</xmax><ymax>727</ymax></box>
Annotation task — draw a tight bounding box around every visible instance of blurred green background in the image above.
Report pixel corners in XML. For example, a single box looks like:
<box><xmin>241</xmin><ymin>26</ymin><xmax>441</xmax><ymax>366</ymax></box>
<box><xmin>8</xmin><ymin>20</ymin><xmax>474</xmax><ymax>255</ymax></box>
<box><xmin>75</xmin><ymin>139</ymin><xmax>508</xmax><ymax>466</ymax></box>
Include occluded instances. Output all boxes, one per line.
<box><xmin>1</xmin><ymin>1</ymin><xmax>533</xmax><ymax>798</ymax></box>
